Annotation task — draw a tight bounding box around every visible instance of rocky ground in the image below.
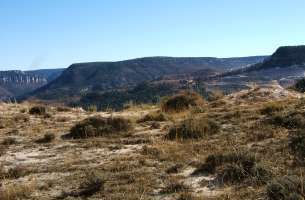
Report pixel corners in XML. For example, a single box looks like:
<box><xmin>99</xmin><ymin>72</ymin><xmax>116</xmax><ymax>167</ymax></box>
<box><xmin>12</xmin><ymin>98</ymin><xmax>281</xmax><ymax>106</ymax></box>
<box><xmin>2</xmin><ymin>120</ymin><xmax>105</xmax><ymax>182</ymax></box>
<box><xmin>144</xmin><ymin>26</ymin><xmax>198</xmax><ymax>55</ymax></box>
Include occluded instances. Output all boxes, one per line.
<box><xmin>1</xmin><ymin>83</ymin><xmax>305</xmax><ymax>200</ymax></box>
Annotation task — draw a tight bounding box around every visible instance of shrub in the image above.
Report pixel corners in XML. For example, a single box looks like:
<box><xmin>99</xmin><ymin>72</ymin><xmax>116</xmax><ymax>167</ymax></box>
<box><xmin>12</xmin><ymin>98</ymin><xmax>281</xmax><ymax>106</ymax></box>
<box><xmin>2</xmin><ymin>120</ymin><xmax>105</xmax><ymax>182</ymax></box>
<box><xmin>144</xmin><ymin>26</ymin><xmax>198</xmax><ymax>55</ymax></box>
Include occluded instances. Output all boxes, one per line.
<box><xmin>193</xmin><ymin>151</ymin><xmax>257</xmax><ymax>175</ymax></box>
<box><xmin>160</xmin><ymin>178</ymin><xmax>188</xmax><ymax>194</ymax></box>
<box><xmin>166</xmin><ymin>117</ymin><xmax>219</xmax><ymax>140</ymax></box>
<box><xmin>2</xmin><ymin>137</ymin><xmax>17</xmax><ymax>146</ymax></box>
<box><xmin>150</xmin><ymin>121</ymin><xmax>161</xmax><ymax>129</ymax></box>
<box><xmin>289</xmin><ymin>130</ymin><xmax>305</xmax><ymax>163</ymax></box>
<box><xmin>206</xmin><ymin>90</ymin><xmax>224</xmax><ymax>101</ymax></box>
<box><xmin>266</xmin><ymin>176</ymin><xmax>305</xmax><ymax>200</ymax></box>
<box><xmin>193</xmin><ymin>151</ymin><xmax>271</xmax><ymax>185</ymax></box>
<box><xmin>137</xmin><ymin>111</ymin><xmax>167</xmax><ymax>123</ymax></box>
<box><xmin>218</xmin><ymin>163</ymin><xmax>271</xmax><ymax>185</ymax></box>
<box><xmin>292</xmin><ymin>78</ymin><xmax>305</xmax><ymax>93</ymax></box>
<box><xmin>56</xmin><ymin>106</ymin><xmax>71</xmax><ymax>112</ymax></box>
<box><xmin>70</xmin><ymin>116</ymin><xmax>133</xmax><ymax>139</ymax></box>
<box><xmin>161</xmin><ymin>91</ymin><xmax>205</xmax><ymax>113</ymax></box>
<box><xmin>29</xmin><ymin>106</ymin><xmax>46</xmax><ymax>115</ymax></box>
<box><xmin>35</xmin><ymin>133</ymin><xmax>55</xmax><ymax>143</ymax></box>
<box><xmin>63</xmin><ymin>171</ymin><xmax>104</xmax><ymax>198</ymax></box>
<box><xmin>178</xmin><ymin>192</ymin><xmax>198</xmax><ymax>200</ymax></box>
<box><xmin>269</xmin><ymin>112</ymin><xmax>305</xmax><ymax>129</ymax></box>
<box><xmin>261</xmin><ymin>102</ymin><xmax>285</xmax><ymax>115</ymax></box>
<box><xmin>86</xmin><ymin>105</ymin><xmax>97</xmax><ymax>112</ymax></box>
<box><xmin>14</xmin><ymin>114</ymin><xmax>29</xmax><ymax>122</ymax></box>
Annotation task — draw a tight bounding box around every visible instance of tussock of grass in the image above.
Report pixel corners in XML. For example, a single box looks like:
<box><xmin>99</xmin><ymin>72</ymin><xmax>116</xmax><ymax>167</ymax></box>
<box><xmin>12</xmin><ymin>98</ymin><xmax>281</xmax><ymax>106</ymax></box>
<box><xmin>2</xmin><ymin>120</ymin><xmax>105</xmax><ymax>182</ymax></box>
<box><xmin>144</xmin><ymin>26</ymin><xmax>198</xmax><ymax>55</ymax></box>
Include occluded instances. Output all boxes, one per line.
<box><xmin>193</xmin><ymin>151</ymin><xmax>271</xmax><ymax>185</ymax></box>
<box><xmin>35</xmin><ymin>133</ymin><xmax>55</xmax><ymax>143</ymax></box>
<box><xmin>261</xmin><ymin>102</ymin><xmax>285</xmax><ymax>115</ymax></box>
<box><xmin>269</xmin><ymin>112</ymin><xmax>305</xmax><ymax>129</ymax></box>
<box><xmin>137</xmin><ymin>111</ymin><xmax>167</xmax><ymax>123</ymax></box>
<box><xmin>2</xmin><ymin>137</ymin><xmax>17</xmax><ymax>145</ymax></box>
<box><xmin>0</xmin><ymin>181</ymin><xmax>37</xmax><ymax>200</ymax></box>
<box><xmin>161</xmin><ymin>177</ymin><xmax>188</xmax><ymax>194</ymax></box>
<box><xmin>29</xmin><ymin>106</ymin><xmax>46</xmax><ymax>115</ymax></box>
<box><xmin>14</xmin><ymin>113</ymin><xmax>29</xmax><ymax>122</ymax></box>
<box><xmin>266</xmin><ymin>176</ymin><xmax>305</xmax><ymax>200</ymax></box>
<box><xmin>70</xmin><ymin>116</ymin><xmax>133</xmax><ymax>139</ymax></box>
<box><xmin>56</xmin><ymin>106</ymin><xmax>71</xmax><ymax>112</ymax></box>
<box><xmin>166</xmin><ymin>117</ymin><xmax>219</xmax><ymax>140</ymax></box>
<box><xmin>289</xmin><ymin>130</ymin><xmax>305</xmax><ymax>164</ymax></box>
<box><xmin>161</xmin><ymin>91</ymin><xmax>205</xmax><ymax>113</ymax></box>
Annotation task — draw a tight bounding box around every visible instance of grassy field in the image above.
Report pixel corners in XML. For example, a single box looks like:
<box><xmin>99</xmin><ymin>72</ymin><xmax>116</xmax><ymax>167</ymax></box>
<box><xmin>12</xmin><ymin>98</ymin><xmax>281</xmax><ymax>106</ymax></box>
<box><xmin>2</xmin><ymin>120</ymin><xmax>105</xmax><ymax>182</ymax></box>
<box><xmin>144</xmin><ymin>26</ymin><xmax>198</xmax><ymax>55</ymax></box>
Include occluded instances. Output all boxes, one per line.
<box><xmin>1</xmin><ymin>84</ymin><xmax>305</xmax><ymax>200</ymax></box>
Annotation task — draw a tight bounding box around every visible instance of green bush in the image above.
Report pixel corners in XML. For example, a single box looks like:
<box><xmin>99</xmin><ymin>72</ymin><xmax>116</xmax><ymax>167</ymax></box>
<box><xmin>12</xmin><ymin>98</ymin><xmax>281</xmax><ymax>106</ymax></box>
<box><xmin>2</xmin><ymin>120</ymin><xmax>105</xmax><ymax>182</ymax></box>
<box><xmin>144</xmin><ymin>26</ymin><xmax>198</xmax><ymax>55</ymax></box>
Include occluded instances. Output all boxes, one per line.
<box><xmin>166</xmin><ymin>117</ymin><xmax>219</xmax><ymax>140</ymax></box>
<box><xmin>70</xmin><ymin>116</ymin><xmax>133</xmax><ymax>139</ymax></box>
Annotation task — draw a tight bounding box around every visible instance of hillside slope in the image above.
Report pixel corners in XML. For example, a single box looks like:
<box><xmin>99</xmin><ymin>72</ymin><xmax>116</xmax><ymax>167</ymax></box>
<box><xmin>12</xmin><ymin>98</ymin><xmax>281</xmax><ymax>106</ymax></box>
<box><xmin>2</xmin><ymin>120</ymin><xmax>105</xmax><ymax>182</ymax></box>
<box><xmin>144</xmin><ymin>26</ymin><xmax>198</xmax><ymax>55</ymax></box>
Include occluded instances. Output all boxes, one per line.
<box><xmin>29</xmin><ymin>56</ymin><xmax>267</xmax><ymax>100</ymax></box>
<box><xmin>1</xmin><ymin>84</ymin><xmax>305</xmax><ymax>199</ymax></box>
<box><xmin>206</xmin><ymin>46</ymin><xmax>305</xmax><ymax>92</ymax></box>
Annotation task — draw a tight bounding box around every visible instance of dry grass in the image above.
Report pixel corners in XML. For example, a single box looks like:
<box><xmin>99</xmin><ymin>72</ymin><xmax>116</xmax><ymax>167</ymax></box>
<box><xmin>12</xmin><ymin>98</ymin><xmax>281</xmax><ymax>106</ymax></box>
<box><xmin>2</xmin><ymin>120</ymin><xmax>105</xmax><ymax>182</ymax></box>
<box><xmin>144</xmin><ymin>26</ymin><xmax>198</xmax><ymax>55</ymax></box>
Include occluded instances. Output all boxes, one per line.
<box><xmin>161</xmin><ymin>91</ymin><xmax>205</xmax><ymax>113</ymax></box>
<box><xmin>166</xmin><ymin>116</ymin><xmax>220</xmax><ymax>140</ymax></box>
<box><xmin>1</xmin><ymin>87</ymin><xmax>305</xmax><ymax>200</ymax></box>
<box><xmin>70</xmin><ymin>116</ymin><xmax>133</xmax><ymax>138</ymax></box>
<box><xmin>137</xmin><ymin>110</ymin><xmax>168</xmax><ymax>123</ymax></box>
<box><xmin>0</xmin><ymin>180</ymin><xmax>37</xmax><ymax>200</ymax></box>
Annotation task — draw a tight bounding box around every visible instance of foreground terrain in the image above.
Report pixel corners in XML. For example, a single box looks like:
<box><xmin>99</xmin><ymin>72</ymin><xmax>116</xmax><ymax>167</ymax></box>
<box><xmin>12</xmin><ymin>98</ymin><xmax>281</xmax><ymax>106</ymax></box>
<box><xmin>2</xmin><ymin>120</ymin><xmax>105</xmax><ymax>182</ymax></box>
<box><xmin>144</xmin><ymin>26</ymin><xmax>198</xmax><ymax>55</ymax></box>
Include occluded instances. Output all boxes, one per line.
<box><xmin>1</xmin><ymin>83</ymin><xmax>305</xmax><ymax>199</ymax></box>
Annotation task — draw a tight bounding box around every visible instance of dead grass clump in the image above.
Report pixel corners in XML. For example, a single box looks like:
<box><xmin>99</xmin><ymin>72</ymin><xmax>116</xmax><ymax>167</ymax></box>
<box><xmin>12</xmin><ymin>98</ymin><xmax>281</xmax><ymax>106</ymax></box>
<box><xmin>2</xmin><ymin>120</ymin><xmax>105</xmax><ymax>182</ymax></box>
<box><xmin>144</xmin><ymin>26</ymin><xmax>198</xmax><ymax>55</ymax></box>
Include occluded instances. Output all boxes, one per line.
<box><xmin>62</xmin><ymin>172</ymin><xmax>104</xmax><ymax>198</ymax></box>
<box><xmin>178</xmin><ymin>192</ymin><xmax>200</xmax><ymax>200</ymax></box>
<box><xmin>150</xmin><ymin>121</ymin><xmax>161</xmax><ymax>129</ymax></box>
<box><xmin>142</xmin><ymin>145</ymin><xmax>161</xmax><ymax>157</ymax></box>
<box><xmin>0</xmin><ymin>165</ymin><xmax>30</xmax><ymax>179</ymax></box>
<box><xmin>193</xmin><ymin>151</ymin><xmax>271</xmax><ymax>185</ymax></box>
<box><xmin>166</xmin><ymin>164</ymin><xmax>184</xmax><ymax>174</ymax></box>
<box><xmin>0</xmin><ymin>181</ymin><xmax>36</xmax><ymax>200</ymax></box>
<box><xmin>35</xmin><ymin>133</ymin><xmax>55</xmax><ymax>143</ymax></box>
<box><xmin>29</xmin><ymin>106</ymin><xmax>46</xmax><ymax>115</ymax></box>
<box><xmin>289</xmin><ymin>130</ymin><xmax>305</xmax><ymax>164</ymax></box>
<box><xmin>207</xmin><ymin>90</ymin><xmax>224</xmax><ymax>101</ymax></box>
<box><xmin>2</xmin><ymin>137</ymin><xmax>17</xmax><ymax>145</ymax></box>
<box><xmin>14</xmin><ymin>113</ymin><xmax>29</xmax><ymax>122</ymax></box>
<box><xmin>166</xmin><ymin>117</ymin><xmax>219</xmax><ymax>140</ymax></box>
<box><xmin>266</xmin><ymin>176</ymin><xmax>305</xmax><ymax>200</ymax></box>
<box><xmin>70</xmin><ymin>116</ymin><xmax>133</xmax><ymax>139</ymax></box>
<box><xmin>137</xmin><ymin>111</ymin><xmax>167</xmax><ymax>123</ymax></box>
<box><xmin>56</xmin><ymin>106</ymin><xmax>71</xmax><ymax>112</ymax></box>
<box><xmin>247</xmin><ymin>124</ymin><xmax>276</xmax><ymax>142</ymax></box>
<box><xmin>269</xmin><ymin>112</ymin><xmax>305</xmax><ymax>129</ymax></box>
<box><xmin>161</xmin><ymin>177</ymin><xmax>188</xmax><ymax>194</ymax></box>
<box><xmin>261</xmin><ymin>102</ymin><xmax>285</xmax><ymax>115</ymax></box>
<box><xmin>161</xmin><ymin>91</ymin><xmax>205</xmax><ymax>113</ymax></box>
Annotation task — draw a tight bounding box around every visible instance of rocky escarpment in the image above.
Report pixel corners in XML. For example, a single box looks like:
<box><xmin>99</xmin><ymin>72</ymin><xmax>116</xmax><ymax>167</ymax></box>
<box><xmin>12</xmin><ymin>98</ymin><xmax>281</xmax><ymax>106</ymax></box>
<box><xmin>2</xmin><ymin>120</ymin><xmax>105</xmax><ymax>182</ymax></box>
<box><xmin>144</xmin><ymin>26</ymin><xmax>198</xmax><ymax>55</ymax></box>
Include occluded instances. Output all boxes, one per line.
<box><xmin>0</xmin><ymin>69</ymin><xmax>63</xmax><ymax>99</ymax></box>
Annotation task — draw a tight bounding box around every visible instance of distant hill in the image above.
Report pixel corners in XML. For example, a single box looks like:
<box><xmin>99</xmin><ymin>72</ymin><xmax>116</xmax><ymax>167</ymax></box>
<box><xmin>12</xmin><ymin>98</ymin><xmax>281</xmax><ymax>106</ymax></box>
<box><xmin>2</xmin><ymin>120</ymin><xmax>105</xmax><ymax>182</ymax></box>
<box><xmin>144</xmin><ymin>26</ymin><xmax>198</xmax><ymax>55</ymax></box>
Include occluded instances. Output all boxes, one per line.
<box><xmin>26</xmin><ymin>68</ymin><xmax>65</xmax><ymax>82</ymax></box>
<box><xmin>0</xmin><ymin>68</ymin><xmax>64</xmax><ymax>99</ymax></box>
<box><xmin>28</xmin><ymin>56</ymin><xmax>267</xmax><ymax>101</ymax></box>
<box><xmin>207</xmin><ymin>46</ymin><xmax>305</xmax><ymax>92</ymax></box>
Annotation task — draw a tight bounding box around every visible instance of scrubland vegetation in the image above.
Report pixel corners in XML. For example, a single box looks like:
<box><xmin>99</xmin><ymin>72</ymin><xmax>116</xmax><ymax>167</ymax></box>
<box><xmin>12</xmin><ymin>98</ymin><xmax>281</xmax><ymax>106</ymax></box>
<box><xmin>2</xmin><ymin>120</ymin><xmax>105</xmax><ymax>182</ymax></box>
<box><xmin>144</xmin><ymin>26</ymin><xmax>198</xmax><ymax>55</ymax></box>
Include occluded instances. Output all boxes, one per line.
<box><xmin>1</xmin><ymin>86</ymin><xmax>305</xmax><ymax>199</ymax></box>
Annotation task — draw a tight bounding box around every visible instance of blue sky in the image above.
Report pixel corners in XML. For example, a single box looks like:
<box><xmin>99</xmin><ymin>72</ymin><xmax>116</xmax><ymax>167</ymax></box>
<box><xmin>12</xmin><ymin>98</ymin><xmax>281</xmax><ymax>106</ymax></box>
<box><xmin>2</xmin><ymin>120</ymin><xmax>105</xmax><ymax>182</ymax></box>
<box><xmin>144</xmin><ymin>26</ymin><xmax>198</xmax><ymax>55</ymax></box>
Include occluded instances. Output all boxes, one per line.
<box><xmin>0</xmin><ymin>0</ymin><xmax>304</xmax><ymax>70</ymax></box>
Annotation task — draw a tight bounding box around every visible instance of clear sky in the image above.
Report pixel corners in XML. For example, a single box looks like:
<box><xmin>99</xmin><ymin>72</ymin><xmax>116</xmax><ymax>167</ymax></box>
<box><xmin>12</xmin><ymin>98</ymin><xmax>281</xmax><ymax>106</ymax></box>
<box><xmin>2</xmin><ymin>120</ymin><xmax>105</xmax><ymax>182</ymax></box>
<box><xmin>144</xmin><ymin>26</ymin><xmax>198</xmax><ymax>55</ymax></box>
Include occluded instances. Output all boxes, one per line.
<box><xmin>0</xmin><ymin>0</ymin><xmax>305</xmax><ymax>70</ymax></box>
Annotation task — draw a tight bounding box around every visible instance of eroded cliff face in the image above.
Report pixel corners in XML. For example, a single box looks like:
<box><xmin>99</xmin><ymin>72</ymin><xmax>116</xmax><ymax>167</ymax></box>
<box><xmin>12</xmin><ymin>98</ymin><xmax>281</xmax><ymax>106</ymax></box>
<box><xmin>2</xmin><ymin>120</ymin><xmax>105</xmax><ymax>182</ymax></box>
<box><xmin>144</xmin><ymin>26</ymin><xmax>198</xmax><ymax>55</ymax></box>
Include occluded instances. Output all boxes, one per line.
<box><xmin>0</xmin><ymin>71</ymin><xmax>47</xmax><ymax>85</ymax></box>
<box><xmin>0</xmin><ymin>70</ymin><xmax>60</xmax><ymax>99</ymax></box>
